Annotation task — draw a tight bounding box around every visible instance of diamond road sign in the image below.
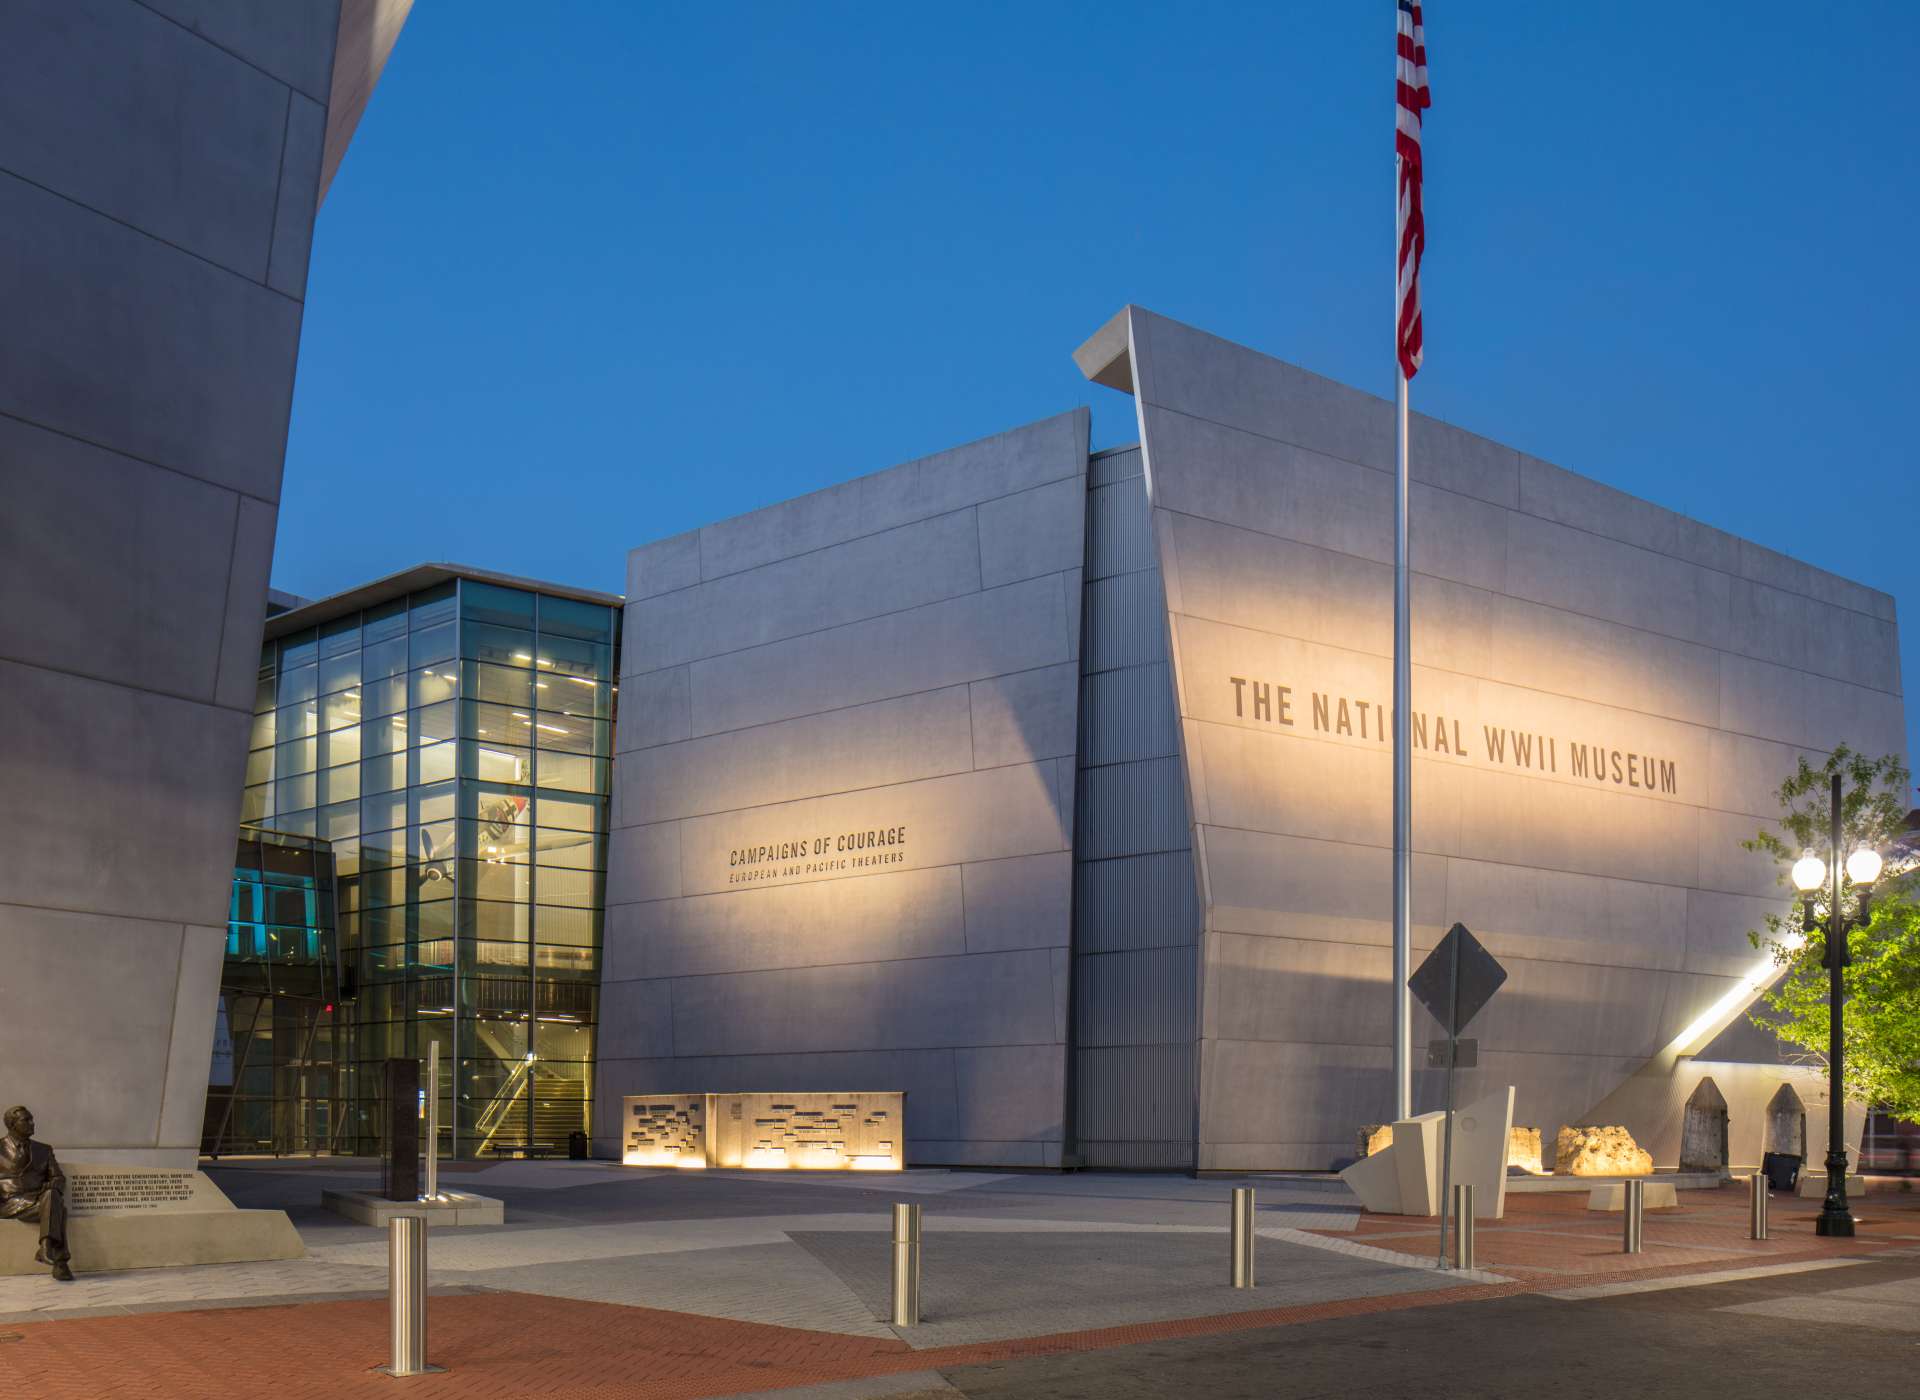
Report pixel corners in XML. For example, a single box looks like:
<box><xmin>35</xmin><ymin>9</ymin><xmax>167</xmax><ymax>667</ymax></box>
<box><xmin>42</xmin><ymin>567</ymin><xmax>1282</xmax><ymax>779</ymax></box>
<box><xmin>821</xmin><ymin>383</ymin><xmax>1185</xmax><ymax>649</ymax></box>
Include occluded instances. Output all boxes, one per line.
<box><xmin>1408</xmin><ymin>922</ymin><xmax>1506</xmax><ymax>1036</ymax></box>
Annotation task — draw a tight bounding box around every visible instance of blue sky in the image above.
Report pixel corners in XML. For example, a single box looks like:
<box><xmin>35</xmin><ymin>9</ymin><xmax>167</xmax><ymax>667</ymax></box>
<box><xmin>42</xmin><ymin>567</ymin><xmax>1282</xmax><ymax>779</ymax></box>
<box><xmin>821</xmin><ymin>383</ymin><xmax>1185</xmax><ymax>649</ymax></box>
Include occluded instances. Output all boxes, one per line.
<box><xmin>283</xmin><ymin>2</ymin><xmax>1915</xmax><ymax>770</ymax></box>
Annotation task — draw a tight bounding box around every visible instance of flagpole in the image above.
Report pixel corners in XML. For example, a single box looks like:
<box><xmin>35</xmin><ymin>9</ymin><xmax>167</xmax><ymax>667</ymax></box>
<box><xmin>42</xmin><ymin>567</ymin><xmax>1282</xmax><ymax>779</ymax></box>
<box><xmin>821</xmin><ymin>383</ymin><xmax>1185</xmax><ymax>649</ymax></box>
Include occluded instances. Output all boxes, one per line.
<box><xmin>1393</xmin><ymin>361</ymin><xmax>1413</xmax><ymax>1124</ymax></box>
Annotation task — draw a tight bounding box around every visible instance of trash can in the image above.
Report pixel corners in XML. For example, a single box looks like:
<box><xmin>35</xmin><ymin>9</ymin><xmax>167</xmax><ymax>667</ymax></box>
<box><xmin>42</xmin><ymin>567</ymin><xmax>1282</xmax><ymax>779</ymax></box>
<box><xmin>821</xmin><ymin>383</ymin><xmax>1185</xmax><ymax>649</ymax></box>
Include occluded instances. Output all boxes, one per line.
<box><xmin>568</xmin><ymin>1130</ymin><xmax>589</xmax><ymax>1160</ymax></box>
<box><xmin>1762</xmin><ymin>1151</ymin><xmax>1801</xmax><ymax>1192</ymax></box>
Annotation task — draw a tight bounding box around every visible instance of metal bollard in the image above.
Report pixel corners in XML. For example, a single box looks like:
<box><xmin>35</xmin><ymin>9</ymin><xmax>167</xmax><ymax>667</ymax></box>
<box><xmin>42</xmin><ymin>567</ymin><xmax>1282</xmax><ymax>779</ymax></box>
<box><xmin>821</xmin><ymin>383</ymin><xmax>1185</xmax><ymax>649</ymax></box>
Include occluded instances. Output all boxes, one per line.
<box><xmin>1229</xmin><ymin>1187</ymin><xmax>1256</xmax><ymax>1288</ymax></box>
<box><xmin>890</xmin><ymin>1203</ymin><xmax>922</xmax><ymax>1327</ymax></box>
<box><xmin>1748</xmin><ymin>1172</ymin><xmax>1769</xmax><ymax>1240</ymax></box>
<box><xmin>1622</xmin><ymin>1179</ymin><xmax>1645</xmax><ymax>1254</ymax></box>
<box><xmin>378</xmin><ymin>1214</ymin><xmax>444</xmax><ymax>1377</ymax></box>
<box><xmin>1450</xmin><ymin>1183</ymin><xmax>1475</xmax><ymax>1271</ymax></box>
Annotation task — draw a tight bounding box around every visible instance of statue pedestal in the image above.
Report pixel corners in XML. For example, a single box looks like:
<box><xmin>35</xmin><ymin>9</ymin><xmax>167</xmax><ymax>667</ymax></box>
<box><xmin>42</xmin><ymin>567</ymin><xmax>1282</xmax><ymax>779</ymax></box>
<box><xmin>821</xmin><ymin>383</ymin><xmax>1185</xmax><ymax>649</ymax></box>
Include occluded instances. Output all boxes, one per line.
<box><xmin>0</xmin><ymin>1167</ymin><xmax>302</xmax><ymax>1276</ymax></box>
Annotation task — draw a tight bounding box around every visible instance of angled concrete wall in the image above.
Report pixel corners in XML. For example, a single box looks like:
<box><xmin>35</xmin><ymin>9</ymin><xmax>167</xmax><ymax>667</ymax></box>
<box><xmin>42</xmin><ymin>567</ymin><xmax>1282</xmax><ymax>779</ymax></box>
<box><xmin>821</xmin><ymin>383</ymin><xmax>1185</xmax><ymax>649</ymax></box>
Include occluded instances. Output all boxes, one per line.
<box><xmin>600</xmin><ymin>411</ymin><xmax>1088</xmax><ymax>1166</ymax></box>
<box><xmin>0</xmin><ymin>1</ymin><xmax>348</xmax><ymax>1165</ymax></box>
<box><xmin>1079</xmin><ymin>306</ymin><xmax>1905</xmax><ymax>1169</ymax></box>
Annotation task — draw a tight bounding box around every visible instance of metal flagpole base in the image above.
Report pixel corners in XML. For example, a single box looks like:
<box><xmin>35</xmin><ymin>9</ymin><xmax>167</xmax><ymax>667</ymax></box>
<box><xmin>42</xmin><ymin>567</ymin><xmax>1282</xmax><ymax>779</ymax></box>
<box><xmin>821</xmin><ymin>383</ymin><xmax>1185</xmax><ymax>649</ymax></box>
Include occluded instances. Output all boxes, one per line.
<box><xmin>375</xmin><ymin>1366</ymin><xmax>449</xmax><ymax>1378</ymax></box>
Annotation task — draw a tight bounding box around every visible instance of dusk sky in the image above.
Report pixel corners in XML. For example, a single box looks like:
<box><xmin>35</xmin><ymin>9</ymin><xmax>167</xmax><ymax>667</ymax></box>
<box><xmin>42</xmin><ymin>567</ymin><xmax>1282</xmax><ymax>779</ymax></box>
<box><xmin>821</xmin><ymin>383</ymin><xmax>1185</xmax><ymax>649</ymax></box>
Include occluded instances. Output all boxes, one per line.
<box><xmin>282</xmin><ymin>2</ymin><xmax>1916</xmax><ymax>771</ymax></box>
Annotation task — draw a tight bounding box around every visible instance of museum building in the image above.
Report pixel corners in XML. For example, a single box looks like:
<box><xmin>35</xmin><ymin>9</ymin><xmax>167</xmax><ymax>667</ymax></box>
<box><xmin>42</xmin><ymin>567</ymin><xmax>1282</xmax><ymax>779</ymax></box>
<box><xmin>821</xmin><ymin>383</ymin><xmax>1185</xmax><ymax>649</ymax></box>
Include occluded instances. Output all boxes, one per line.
<box><xmin>210</xmin><ymin>308</ymin><xmax>1906</xmax><ymax>1173</ymax></box>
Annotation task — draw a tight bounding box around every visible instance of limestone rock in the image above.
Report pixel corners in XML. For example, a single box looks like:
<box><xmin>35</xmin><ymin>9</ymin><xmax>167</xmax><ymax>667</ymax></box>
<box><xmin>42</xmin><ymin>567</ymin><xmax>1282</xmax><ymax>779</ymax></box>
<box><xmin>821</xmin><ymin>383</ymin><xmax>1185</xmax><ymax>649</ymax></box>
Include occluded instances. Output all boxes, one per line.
<box><xmin>1555</xmin><ymin>1125</ymin><xmax>1653</xmax><ymax>1177</ymax></box>
<box><xmin>1357</xmin><ymin>1123</ymin><xmax>1394</xmax><ymax>1158</ymax></box>
<box><xmin>1506</xmin><ymin>1126</ymin><xmax>1545</xmax><ymax>1175</ymax></box>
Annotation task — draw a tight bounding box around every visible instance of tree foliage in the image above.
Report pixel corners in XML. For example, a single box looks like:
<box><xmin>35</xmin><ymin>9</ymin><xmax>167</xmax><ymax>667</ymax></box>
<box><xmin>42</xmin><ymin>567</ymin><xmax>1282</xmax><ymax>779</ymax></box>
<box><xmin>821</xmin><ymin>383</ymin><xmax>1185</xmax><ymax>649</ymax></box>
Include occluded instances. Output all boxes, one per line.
<box><xmin>1743</xmin><ymin>746</ymin><xmax>1920</xmax><ymax>1120</ymax></box>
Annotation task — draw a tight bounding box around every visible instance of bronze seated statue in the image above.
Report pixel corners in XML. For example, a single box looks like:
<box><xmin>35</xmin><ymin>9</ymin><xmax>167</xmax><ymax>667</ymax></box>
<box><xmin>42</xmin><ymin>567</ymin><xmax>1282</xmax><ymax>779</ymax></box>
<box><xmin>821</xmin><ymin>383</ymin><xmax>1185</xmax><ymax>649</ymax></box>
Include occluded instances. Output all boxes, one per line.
<box><xmin>0</xmin><ymin>1106</ymin><xmax>71</xmax><ymax>1281</ymax></box>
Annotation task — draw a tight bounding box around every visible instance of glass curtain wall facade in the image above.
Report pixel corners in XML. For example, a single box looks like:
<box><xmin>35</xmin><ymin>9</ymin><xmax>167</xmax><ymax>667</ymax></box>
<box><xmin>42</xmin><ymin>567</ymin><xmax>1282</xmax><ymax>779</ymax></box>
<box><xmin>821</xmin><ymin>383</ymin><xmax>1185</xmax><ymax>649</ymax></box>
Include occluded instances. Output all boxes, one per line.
<box><xmin>246</xmin><ymin>576</ymin><xmax>617</xmax><ymax>1157</ymax></box>
<box><xmin>204</xmin><ymin>828</ymin><xmax>342</xmax><ymax>1155</ymax></box>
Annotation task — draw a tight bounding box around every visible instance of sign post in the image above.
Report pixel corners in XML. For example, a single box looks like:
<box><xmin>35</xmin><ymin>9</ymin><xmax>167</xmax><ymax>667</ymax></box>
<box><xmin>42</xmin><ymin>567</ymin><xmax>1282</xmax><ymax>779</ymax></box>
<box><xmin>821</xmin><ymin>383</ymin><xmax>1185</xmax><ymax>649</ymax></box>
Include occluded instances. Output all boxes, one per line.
<box><xmin>1408</xmin><ymin>922</ymin><xmax>1507</xmax><ymax>1267</ymax></box>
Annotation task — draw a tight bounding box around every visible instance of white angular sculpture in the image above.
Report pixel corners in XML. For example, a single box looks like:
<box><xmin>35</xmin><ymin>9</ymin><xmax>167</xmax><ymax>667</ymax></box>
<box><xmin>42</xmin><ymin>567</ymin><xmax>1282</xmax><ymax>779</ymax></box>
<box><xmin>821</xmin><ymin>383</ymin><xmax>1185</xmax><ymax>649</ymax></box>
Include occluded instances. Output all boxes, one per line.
<box><xmin>1339</xmin><ymin>1087</ymin><xmax>1515</xmax><ymax>1219</ymax></box>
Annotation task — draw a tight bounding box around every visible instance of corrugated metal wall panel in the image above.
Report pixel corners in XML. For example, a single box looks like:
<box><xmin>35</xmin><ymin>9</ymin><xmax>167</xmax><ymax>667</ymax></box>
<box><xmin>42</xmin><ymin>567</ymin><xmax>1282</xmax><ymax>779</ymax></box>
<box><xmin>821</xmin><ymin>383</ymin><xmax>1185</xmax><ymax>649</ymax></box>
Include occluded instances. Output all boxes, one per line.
<box><xmin>1071</xmin><ymin>455</ymin><xmax>1200</xmax><ymax>1169</ymax></box>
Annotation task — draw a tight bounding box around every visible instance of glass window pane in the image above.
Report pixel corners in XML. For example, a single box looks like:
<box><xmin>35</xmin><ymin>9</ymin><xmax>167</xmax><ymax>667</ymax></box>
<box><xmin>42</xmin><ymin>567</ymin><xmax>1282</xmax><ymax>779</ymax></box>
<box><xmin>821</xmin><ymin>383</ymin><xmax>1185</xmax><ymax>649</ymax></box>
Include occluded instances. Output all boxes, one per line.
<box><xmin>280</xmin><ymin>629</ymin><xmax>318</xmax><ymax>669</ymax></box>
<box><xmin>362</xmin><ymin>792</ymin><xmax>407</xmax><ymax>835</ymax></box>
<box><xmin>534</xmin><ymin>827</ymin><xmax>604</xmax><ymax>871</ymax></box>
<box><xmin>361</xmin><ymin>752</ymin><xmax>406</xmax><ymax>795</ymax></box>
<box><xmin>249</xmin><ymin>710</ymin><xmax>276</xmax><ymax>750</ymax></box>
<box><xmin>409</xmin><ymin>621</ymin><xmax>455</xmax><ymax>668</ymax></box>
<box><xmin>410</xmin><ymin>663</ymin><xmax>460</xmax><ymax>708</ymax></box>
<box><xmin>273</xmin><ymin>810</ymin><xmax>317</xmax><ymax>838</ymax></box>
<box><xmin>240</xmin><ymin>783</ymin><xmax>269</xmax><ymax>824</ymax></box>
<box><xmin>462</xmin><ymin>660</ymin><xmax>533</xmax><ymax>708</ymax></box>
<box><xmin>275</xmin><ymin>773</ymin><xmax>315</xmax><ymax>812</ymax></box>
<box><xmin>320</xmin><ymin>801</ymin><xmax>359</xmax><ymax>841</ymax></box>
<box><xmin>244</xmin><ymin>748</ymin><xmax>273</xmax><ymax>786</ymax></box>
<box><xmin>459</xmin><ymin>897</ymin><xmax>529</xmax><ymax>939</ymax></box>
<box><xmin>464</xmin><ymin>700</ymin><xmax>533</xmax><ymax>743</ymax></box>
<box><xmin>533</xmin><ymin>904</ymin><xmax>597</xmax><ymax>945</ymax></box>
<box><xmin>464</xmin><ymin>581</ymin><xmax>535</xmax><ymax>628</ymax></box>
<box><xmin>321</xmin><ymin>687</ymin><xmax>362</xmax><ymax>731</ymax></box>
<box><xmin>413</xmin><ymin>700</ymin><xmax>456</xmax><ymax>745</ymax></box>
<box><xmin>364</xmin><ymin>599</ymin><xmax>406</xmax><ymax>643</ymax></box>
<box><xmin>537</xmin><ymin>594</ymin><xmax>614</xmax><ymax>643</ymax></box>
<box><xmin>539</xmin><ymin>676</ymin><xmax>610</xmax><ymax>721</ymax></box>
<box><xmin>279</xmin><ymin>701</ymin><xmax>320</xmax><ymax>742</ymax></box>
<box><xmin>534</xmin><ymin>793</ymin><xmax>602</xmax><ymax>833</ymax></box>
<box><xmin>535</xmin><ymin>635</ymin><xmax>610</xmax><ymax>682</ymax></box>
<box><xmin>322</xmin><ymin>724</ymin><xmax>361</xmax><ymax>768</ymax></box>
<box><xmin>277</xmin><ymin>664</ymin><xmax>318</xmax><ymax>707</ymax></box>
<box><xmin>464</xmin><ymin>740</ymin><xmax>530</xmax><ymax>787</ymax></box>
<box><xmin>532</xmin><ymin>866</ymin><xmax>600</xmax><ymax>908</ymax></box>
<box><xmin>253</xmin><ymin>673</ymin><xmax>275</xmax><ymax>717</ymax></box>
<box><xmin>320</xmin><ymin>615</ymin><xmax>361</xmax><ymax>657</ymax></box>
<box><xmin>364</xmin><ymin>713</ymin><xmax>409</xmax><ymax>755</ymax></box>
<box><xmin>462</xmin><ymin>858</ymin><xmax>531</xmax><ymax>903</ymax></box>
<box><xmin>276</xmin><ymin>737</ymin><xmax>317</xmax><ymax>776</ymax></box>
<box><xmin>535</xmin><ymin>752</ymin><xmax>605</xmax><ymax>794</ymax></box>
<box><xmin>411</xmin><ymin>780</ymin><xmax>458</xmax><ymax>827</ymax></box>
<box><xmin>413</xmin><ymin>738</ymin><xmax>458</xmax><ymax>786</ymax></box>
<box><xmin>462</xmin><ymin>621</ymin><xmax>535</xmax><ymax>669</ymax></box>
<box><xmin>362</xmin><ymin>674</ymin><xmax>407</xmax><ymax>718</ymax></box>
<box><xmin>416</xmin><ymin>818</ymin><xmax>458</xmax><ymax>866</ymax></box>
<box><xmin>364</xmin><ymin>635</ymin><xmax>407</xmax><ymax>679</ymax></box>
<box><xmin>319</xmin><ymin>761</ymin><xmax>360</xmax><ymax>806</ymax></box>
<box><xmin>533</xmin><ymin>715</ymin><xmax>607</xmax><ymax>757</ymax></box>
<box><xmin>319</xmin><ymin>651</ymin><xmax>360</xmax><ymax>694</ymax></box>
<box><xmin>410</xmin><ymin>582</ymin><xmax>457</xmax><ymax>629</ymax></box>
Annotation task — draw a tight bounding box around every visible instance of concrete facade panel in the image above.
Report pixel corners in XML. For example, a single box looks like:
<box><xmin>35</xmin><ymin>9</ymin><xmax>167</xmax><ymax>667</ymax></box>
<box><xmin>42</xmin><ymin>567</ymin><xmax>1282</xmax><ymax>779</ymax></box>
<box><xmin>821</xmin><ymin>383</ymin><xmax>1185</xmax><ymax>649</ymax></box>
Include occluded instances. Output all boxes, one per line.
<box><xmin>0</xmin><ymin>0</ymin><xmax>293</xmax><ymax>279</ymax></box>
<box><xmin>156</xmin><ymin>924</ymin><xmax>229</xmax><ymax>1150</ymax></box>
<box><xmin>968</xmin><ymin>663</ymin><xmax>1079</xmax><ymax>770</ymax></box>
<box><xmin>138</xmin><ymin>0</ymin><xmax>341</xmax><ymax>100</ymax></box>
<box><xmin>267</xmin><ymin>93</ymin><xmax>328</xmax><ymax>300</ymax></box>
<box><xmin>682</xmin><ymin>575</ymin><xmax>1068</xmax><ymax>738</ymax></box>
<box><xmin>0</xmin><ymin>173</ymin><xmax>305</xmax><ymax>500</ymax></box>
<box><xmin>976</xmin><ymin>476</ymin><xmax>1086</xmax><ymax>588</ymax></box>
<box><xmin>628</xmin><ymin>508</ymin><xmax>983</xmax><ymax>669</ymax></box>
<box><xmin>620</xmin><ymin>685</ymin><xmax>976</xmax><ymax>825</ymax></box>
<box><xmin>961</xmin><ymin>852</ymin><xmax>1072</xmax><ymax>954</ymax></box>
<box><xmin>0</xmin><ymin>416</ymin><xmax>239</xmax><ymax>702</ymax></box>
<box><xmin>0</xmin><ymin>659</ymin><xmax>250</xmax><ymax>929</ymax></box>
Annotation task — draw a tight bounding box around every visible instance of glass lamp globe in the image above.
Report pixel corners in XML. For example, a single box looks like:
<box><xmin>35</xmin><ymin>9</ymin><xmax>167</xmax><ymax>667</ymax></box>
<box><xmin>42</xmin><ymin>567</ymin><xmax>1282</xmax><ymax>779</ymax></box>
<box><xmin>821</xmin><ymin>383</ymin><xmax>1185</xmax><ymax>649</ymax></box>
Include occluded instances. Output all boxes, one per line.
<box><xmin>1845</xmin><ymin>847</ymin><xmax>1883</xmax><ymax>887</ymax></box>
<box><xmin>1791</xmin><ymin>854</ymin><xmax>1827</xmax><ymax>893</ymax></box>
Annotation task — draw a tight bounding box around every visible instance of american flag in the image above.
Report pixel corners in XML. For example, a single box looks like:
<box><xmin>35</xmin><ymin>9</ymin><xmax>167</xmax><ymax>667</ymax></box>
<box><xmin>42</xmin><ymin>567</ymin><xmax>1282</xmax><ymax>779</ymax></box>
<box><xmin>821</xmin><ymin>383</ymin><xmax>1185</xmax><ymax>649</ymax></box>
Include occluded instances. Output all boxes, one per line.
<box><xmin>1396</xmin><ymin>1</ymin><xmax>1431</xmax><ymax>380</ymax></box>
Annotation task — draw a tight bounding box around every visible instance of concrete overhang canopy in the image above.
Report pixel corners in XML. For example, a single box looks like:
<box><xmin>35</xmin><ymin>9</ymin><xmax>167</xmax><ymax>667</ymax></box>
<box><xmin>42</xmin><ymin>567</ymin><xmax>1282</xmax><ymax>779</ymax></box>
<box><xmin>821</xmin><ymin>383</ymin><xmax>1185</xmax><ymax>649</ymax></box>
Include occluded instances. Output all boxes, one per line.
<box><xmin>319</xmin><ymin>0</ymin><xmax>415</xmax><ymax>205</ymax></box>
<box><xmin>264</xmin><ymin>563</ymin><xmax>623</xmax><ymax>640</ymax></box>
<box><xmin>1073</xmin><ymin>307</ymin><xmax>1137</xmax><ymax>395</ymax></box>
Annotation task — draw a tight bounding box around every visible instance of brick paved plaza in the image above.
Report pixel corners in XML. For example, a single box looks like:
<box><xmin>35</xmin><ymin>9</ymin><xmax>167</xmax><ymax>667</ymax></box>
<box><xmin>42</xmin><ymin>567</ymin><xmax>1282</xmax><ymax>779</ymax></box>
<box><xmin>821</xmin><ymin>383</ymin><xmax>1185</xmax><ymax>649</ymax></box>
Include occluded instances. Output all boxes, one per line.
<box><xmin>3</xmin><ymin>1162</ymin><xmax>1918</xmax><ymax>1398</ymax></box>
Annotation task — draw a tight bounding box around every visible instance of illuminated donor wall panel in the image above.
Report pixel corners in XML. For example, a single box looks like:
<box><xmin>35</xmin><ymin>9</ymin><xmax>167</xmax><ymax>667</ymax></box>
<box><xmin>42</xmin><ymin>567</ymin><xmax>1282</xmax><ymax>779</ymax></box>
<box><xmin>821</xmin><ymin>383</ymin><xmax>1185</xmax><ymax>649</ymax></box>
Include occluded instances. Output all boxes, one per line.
<box><xmin>621</xmin><ymin>1092</ymin><xmax>906</xmax><ymax>1170</ymax></box>
<box><xmin>1075</xmin><ymin>307</ymin><xmax>1905</xmax><ymax>1171</ymax></box>
<box><xmin>599</xmin><ymin>413</ymin><xmax>1088</xmax><ymax>1166</ymax></box>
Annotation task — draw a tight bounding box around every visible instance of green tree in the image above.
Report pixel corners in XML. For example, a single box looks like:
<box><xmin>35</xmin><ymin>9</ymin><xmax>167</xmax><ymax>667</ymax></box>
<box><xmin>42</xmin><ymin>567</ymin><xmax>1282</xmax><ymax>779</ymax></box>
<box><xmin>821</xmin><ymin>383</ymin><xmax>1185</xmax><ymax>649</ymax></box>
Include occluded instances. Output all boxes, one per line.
<box><xmin>1744</xmin><ymin>747</ymin><xmax>1920</xmax><ymax>1120</ymax></box>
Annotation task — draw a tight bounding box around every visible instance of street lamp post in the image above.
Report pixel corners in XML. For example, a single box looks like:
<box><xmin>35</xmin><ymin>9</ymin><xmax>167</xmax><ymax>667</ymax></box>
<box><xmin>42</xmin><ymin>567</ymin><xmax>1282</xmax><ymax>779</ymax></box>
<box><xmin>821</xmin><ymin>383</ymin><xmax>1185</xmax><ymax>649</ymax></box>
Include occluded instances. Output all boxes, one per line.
<box><xmin>1789</xmin><ymin>773</ymin><xmax>1882</xmax><ymax>1239</ymax></box>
